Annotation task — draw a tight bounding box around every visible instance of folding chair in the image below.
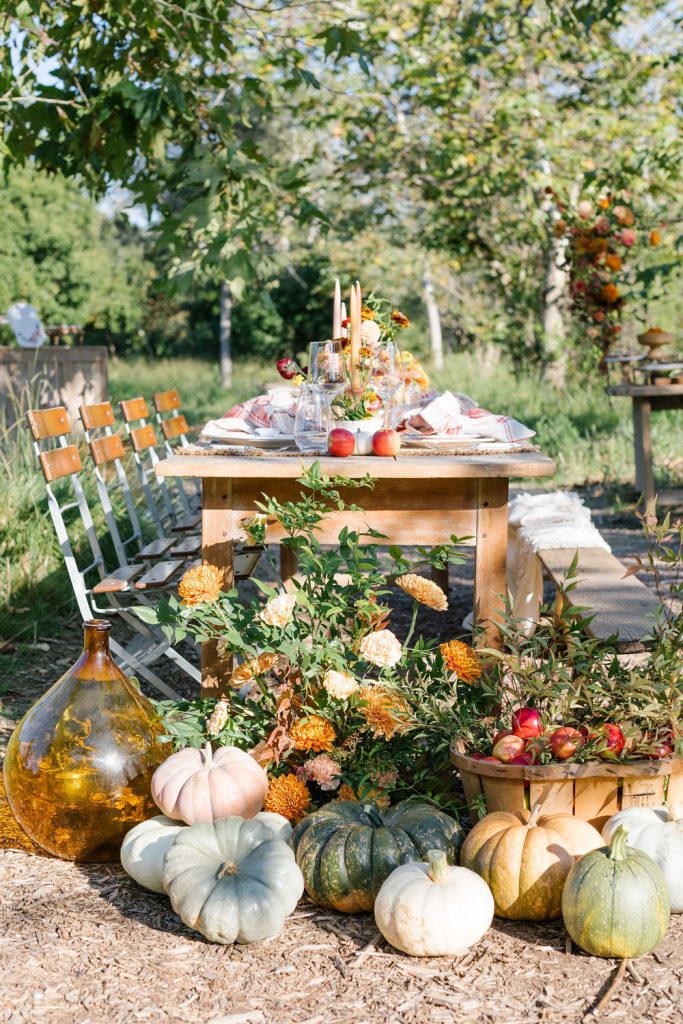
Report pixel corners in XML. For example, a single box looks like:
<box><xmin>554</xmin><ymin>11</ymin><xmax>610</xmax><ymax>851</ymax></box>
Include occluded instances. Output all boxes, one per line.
<box><xmin>119</xmin><ymin>396</ymin><xmax>199</xmax><ymax>535</ymax></box>
<box><xmin>26</xmin><ymin>406</ymin><xmax>200</xmax><ymax>697</ymax></box>
<box><xmin>152</xmin><ymin>389</ymin><xmax>200</xmax><ymax>507</ymax></box>
<box><xmin>79</xmin><ymin>401</ymin><xmax>200</xmax><ymax>562</ymax></box>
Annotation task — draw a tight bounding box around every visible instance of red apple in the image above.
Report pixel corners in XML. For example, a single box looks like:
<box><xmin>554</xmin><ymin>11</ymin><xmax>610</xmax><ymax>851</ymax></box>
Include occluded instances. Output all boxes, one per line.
<box><xmin>596</xmin><ymin>723</ymin><xmax>625</xmax><ymax>760</ymax></box>
<box><xmin>492</xmin><ymin>729</ymin><xmax>513</xmax><ymax>747</ymax></box>
<box><xmin>647</xmin><ymin>742</ymin><xmax>674</xmax><ymax>760</ymax></box>
<box><xmin>509</xmin><ymin>751</ymin><xmax>534</xmax><ymax>766</ymax></box>
<box><xmin>549</xmin><ymin>726</ymin><xmax>584</xmax><ymax>761</ymax></box>
<box><xmin>492</xmin><ymin>734</ymin><xmax>526</xmax><ymax>763</ymax></box>
<box><xmin>511</xmin><ymin>706</ymin><xmax>543</xmax><ymax>739</ymax></box>
<box><xmin>372</xmin><ymin>429</ymin><xmax>401</xmax><ymax>457</ymax></box>
<box><xmin>480</xmin><ymin>755</ymin><xmax>502</xmax><ymax>763</ymax></box>
<box><xmin>328</xmin><ymin>428</ymin><xmax>355</xmax><ymax>457</ymax></box>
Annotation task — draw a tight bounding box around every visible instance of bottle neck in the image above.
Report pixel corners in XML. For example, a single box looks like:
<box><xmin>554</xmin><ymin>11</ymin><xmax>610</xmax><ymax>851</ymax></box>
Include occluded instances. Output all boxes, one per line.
<box><xmin>82</xmin><ymin>619</ymin><xmax>112</xmax><ymax>656</ymax></box>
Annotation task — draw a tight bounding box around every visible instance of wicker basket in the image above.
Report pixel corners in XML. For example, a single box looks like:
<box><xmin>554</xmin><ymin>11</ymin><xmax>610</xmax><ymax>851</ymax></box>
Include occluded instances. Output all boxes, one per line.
<box><xmin>450</xmin><ymin>745</ymin><xmax>683</xmax><ymax>831</ymax></box>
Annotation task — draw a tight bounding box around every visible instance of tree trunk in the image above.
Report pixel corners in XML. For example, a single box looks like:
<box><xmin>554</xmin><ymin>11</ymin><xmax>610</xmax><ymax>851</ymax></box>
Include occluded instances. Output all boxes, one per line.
<box><xmin>423</xmin><ymin>260</ymin><xmax>444</xmax><ymax>370</ymax></box>
<box><xmin>541</xmin><ymin>235</ymin><xmax>569</xmax><ymax>387</ymax></box>
<box><xmin>219</xmin><ymin>281</ymin><xmax>232</xmax><ymax>389</ymax></box>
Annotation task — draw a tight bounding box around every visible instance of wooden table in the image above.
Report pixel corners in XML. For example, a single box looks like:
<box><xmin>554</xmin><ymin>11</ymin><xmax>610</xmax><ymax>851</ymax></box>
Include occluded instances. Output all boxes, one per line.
<box><xmin>606</xmin><ymin>383</ymin><xmax>683</xmax><ymax>513</ymax></box>
<box><xmin>156</xmin><ymin>450</ymin><xmax>556</xmax><ymax>695</ymax></box>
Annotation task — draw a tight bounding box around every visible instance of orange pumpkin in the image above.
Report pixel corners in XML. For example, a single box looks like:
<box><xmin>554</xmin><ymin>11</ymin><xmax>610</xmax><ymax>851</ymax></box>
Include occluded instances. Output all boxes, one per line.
<box><xmin>460</xmin><ymin>804</ymin><xmax>603</xmax><ymax>920</ymax></box>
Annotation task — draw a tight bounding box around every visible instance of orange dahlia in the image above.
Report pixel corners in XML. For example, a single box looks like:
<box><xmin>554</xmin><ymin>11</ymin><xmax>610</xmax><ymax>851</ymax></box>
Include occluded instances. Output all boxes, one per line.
<box><xmin>232</xmin><ymin>652</ymin><xmax>278</xmax><ymax>685</ymax></box>
<box><xmin>395</xmin><ymin>573</ymin><xmax>447</xmax><ymax>612</ymax></box>
<box><xmin>178</xmin><ymin>563</ymin><xmax>223</xmax><ymax>605</ymax></box>
<box><xmin>358</xmin><ymin>686</ymin><xmax>410</xmax><ymax>740</ymax></box>
<box><xmin>263</xmin><ymin>774</ymin><xmax>311</xmax><ymax>822</ymax></box>
<box><xmin>604</xmin><ymin>253</ymin><xmax>623</xmax><ymax>272</ymax></box>
<box><xmin>289</xmin><ymin>714</ymin><xmax>336</xmax><ymax>752</ymax></box>
<box><xmin>600</xmin><ymin>282</ymin><xmax>620</xmax><ymax>304</ymax></box>
<box><xmin>650</xmin><ymin>229</ymin><xmax>661</xmax><ymax>246</ymax></box>
<box><xmin>440</xmin><ymin>640</ymin><xmax>483</xmax><ymax>683</ymax></box>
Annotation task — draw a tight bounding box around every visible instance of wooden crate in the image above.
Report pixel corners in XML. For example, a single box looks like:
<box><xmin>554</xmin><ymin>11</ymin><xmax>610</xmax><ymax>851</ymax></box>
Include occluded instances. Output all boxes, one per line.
<box><xmin>450</xmin><ymin>746</ymin><xmax>683</xmax><ymax>832</ymax></box>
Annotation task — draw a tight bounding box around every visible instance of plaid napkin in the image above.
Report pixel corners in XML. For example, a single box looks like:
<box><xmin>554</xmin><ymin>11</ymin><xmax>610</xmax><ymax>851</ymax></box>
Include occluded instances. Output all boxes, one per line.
<box><xmin>406</xmin><ymin>391</ymin><xmax>535</xmax><ymax>443</ymax></box>
<box><xmin>202</xmin><ymin>390</ymin><xmax>297</xmax><ymax>440</ymax></box>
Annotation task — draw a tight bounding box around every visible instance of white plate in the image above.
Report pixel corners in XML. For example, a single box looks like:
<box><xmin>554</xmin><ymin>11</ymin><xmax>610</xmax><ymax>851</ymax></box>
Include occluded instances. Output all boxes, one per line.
<box><xmin>203</xmin><ymin>433</ymin><xmax>294</xmax><ymax>449</ymax></box>
<box><xmin>403</xmin><ymin>433</ymin><xmax>491</xmax><ymax>449</ymax></box>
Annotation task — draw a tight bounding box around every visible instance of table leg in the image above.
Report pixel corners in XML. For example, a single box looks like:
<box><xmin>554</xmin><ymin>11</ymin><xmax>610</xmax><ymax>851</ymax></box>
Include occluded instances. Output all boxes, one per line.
<box><xmin>201</xmin><ymin>477</ymin><xmax>234</xmax><ymax>697</ymax></box>
<box><xmin>632</xmin><ymin>397</ymin><xmax>655</xmax><ymax>514</ymax></box>
<box><xmin>474</xmin><ymin>478</ymin><xmax>509</xmax><ymax>649</ymax></box>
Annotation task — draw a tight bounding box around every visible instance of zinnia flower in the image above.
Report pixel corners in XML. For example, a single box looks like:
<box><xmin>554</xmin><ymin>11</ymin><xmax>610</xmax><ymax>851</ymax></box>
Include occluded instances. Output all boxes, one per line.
<box><xmin>593</xmin><ymin>216</ymin><xmax>610</xmax><ymax>235</ymax></box>
<box><xmin>605</xmin><ymin>253</ymin><xmax>622</xmax><ymax>272</ymax></box>
<box><xmin>263</xmin><ymin>773</ymin><xmax>311</xmax><ymax>822</ymax></box>
<box><xmin>276</xmin><ymin>357</ymin><xmax>297</xmax><ymax>381</ymax></box>
<box><xmin>440</xmin><ymin>640</ymin><xmax>483</xmax><ymax>683</ymax></box>
<box><xmin>303</xmin><ymin>753</ymin><xmax>341</xmax><ymax>791</ymax></box>
<box><xmin>359</xmin><ymin>629</ymin><xmax>402</xmax><ymax>668</ymax></box>
<box><xmin>395</xmin><ymin>573</ymin><xmax>447</xmax><ymax>612</ymax></box>
<box><xmin>360</xmin><ymin>320</ymin><xmax>381</xmax><ymax>346</ymax></box>
<box><xmin>178</xmin><ymin>563</ymin><xmax>223</xmax><ymax>605</ymax></box>
<box><xmin>206</xmin><ymin>700</ymin><xmax>229</xmax><ymax>736</ymax></box>
<box><xmin>232</xmin><ymin>652</ymin><xmax>278</xmax><ymax>685</ymax></box>
<box><xmin>289</xmin><ymin>714</ymin><xmax>336</xmax><ymax>752</ymax></box>
<box><xmin>600</xmin><ymin>283</ymin><xmax>620</xmax><ymax>304</ymax></box>
<box><xmin>390</xmin><ymin>311</ymin><xmax>410</xmax><ymax>328</ymax></box>
<box><xmin>260</xmin><ymin>593</ymin><xmax>296</xmax><ymax>628</ymax></box>
<box><xmin>323</xmin><ymin>669</ymin><xmax>359</xmax><ymax>699</ymax></box>
<box><xmin>597</xmin><ymin>196</ymin><xmax>611</xmax><ymax>209</ymax></box>
<box><xmin>358</xmin><ymin>686</ymin><xmax>410</xmax><ymax>740</ymax></box>
<box><xmin>619</xmin><ymin>228</ymin><xmax>636</xmax><ymax>247</ymax></box>
<box><xmin>650</xmin><ymin>229</ymin><xmax>661</xmax><ymax>246</ymax></box>
<box><xmin>360</xmin><ymin>305</ymin><xmax>376</xmax><ymax>320</ymax></box>
<box><xmin>613</xmin><ymin>205</ymin><xmax>634</xmax><ymax>226</ymax></box>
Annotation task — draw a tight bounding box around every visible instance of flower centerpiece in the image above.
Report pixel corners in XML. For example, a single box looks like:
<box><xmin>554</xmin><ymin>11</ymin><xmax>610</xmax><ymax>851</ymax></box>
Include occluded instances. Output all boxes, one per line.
<box><xmin>138</xmin><ymin>464</ymin><xmax>470</xmax><ymax>820</ymax></box>
<box><xmin>275</xmin><ymin>280</ymin><xmax>429</xmax><ymax>433</ymax></box>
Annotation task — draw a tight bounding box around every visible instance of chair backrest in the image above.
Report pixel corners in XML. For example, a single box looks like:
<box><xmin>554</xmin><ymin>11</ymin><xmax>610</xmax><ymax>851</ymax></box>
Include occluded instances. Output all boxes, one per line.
<box><xmin>27</xmin><ymin>406</ymin><xmax>109</xmax><ymax>620</ymax></box>
<box><xmin>80</xmin><ymin>400</ymin><xmax>146</xmax><ymax>564</ymax></box>
<box><xmin>152</xmin><ymin>389</ymin><xmax>199</xmax><ymax>503</ymax></box>
<box><xmin>119</xmin><ymin>396</ymin><xmax>193</xmax><ymax>526</ymax></box>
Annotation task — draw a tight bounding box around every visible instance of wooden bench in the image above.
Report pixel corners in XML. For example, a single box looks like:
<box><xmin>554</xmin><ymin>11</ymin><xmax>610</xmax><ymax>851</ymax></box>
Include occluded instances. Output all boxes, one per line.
<box><xmin>538</xmin><ymin>546</ymin><xmax>661</xmax><ymax>650</ymax></box>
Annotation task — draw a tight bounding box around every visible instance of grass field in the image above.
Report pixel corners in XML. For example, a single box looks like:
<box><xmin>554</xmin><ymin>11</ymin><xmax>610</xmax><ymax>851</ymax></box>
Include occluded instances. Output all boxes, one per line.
<box><xmin>1</xmin><ymin>350</ymin><xmax>682</xmax><ymax>651</ymax></box>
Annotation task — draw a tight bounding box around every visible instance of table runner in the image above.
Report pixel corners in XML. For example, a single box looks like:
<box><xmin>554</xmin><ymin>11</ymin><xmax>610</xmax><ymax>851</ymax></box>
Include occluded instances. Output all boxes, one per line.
<box><xmin>177</xmin><ymin>441</ymin><xmax>541</xmax><ymax>459</ymax></box>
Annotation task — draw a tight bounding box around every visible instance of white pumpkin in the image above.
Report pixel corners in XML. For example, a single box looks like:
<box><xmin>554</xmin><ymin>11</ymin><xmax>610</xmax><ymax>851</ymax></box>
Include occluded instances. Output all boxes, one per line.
<box><xmin>255</xmin><ymin>811</ymin><xmax>292</xmax><ymax>842</ymax></box>
<box><xmin>602</xmin><ymin>804</ymin><xmax>683</xmax><ymax>912</ymax></box>
<box><xmin>151</xmin><ymin>742</ymin><xmax>268</xmax><ymax>825</ymax></box>
<box><xmin>374</xmin><ymin>848</ymin><xmax>494</xmax><ymax>957</ymax></box>
<box><xmin>162</xmin><ymin>816</ymin><xmax>304</xmax><ymax>944</ymax></box>
<box><xmin>121</xmin><ymin>815</ymin><xmax>186</xmax><ymax>893</ymax></box>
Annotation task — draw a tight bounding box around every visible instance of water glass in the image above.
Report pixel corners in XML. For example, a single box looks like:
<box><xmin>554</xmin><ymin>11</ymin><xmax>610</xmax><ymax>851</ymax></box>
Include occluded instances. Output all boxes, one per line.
<box><xmin>308</xmin><ymin>340</ymin><xmax>347</xmax><ymax>398</ymax></box>
<box><xmin>294</xmin><ymin>385</ymin><xmax>330</xmax><ymax>453</ymax></box>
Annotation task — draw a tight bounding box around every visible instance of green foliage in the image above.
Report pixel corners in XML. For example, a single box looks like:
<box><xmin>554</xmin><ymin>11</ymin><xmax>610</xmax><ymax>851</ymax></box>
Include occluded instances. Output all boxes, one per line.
<box><xmin>148</xmin><ymin>464</ymin><xmax>470</xmax><ymax>810</ymax></box>
<box><xmin>0</xmin><ymin>165</ymin><xmax>147</xmax><ymax>344</ymax></box>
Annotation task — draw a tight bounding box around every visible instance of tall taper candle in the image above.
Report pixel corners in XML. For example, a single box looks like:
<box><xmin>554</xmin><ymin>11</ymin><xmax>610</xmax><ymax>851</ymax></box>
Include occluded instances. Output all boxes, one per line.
<box><xmin>349</xmin><ymin>284</ymin><xmax>361</xmax><ymax>394</ymax></box>
<box><xmin>333</xmin><ymin>279</ymin><xmax>341</xmax><ymax>341</ymax></box>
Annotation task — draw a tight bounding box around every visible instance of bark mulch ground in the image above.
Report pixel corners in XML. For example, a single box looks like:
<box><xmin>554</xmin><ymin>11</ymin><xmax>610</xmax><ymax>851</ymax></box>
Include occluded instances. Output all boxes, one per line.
<box><xmin>1</xmin><ymin>490</ymin><xmax>682</xmax><ymax>1024</ymax></box>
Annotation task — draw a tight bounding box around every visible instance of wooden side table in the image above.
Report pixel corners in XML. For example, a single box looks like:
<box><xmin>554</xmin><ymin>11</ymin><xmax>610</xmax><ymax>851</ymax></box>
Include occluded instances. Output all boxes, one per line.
<box><xmin>606</xmin><ymin>383</ymin><xmax>683</xmax><ymax>512</ymax></box>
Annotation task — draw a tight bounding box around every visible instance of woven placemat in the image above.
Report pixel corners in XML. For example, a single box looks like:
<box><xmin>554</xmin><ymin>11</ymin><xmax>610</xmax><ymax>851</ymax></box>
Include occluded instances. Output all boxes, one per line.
<box><xmin>181</xmin><ymin>441</ymin><xmax>540</xmax><ymax>460</ymax></box>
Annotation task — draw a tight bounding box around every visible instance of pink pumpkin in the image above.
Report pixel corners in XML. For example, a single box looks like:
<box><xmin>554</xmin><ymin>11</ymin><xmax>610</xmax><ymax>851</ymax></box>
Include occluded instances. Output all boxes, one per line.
<box><xmin>151</xmin><ymin>743</ymin><xmax>268</xmax><ymax>824</ymax></box>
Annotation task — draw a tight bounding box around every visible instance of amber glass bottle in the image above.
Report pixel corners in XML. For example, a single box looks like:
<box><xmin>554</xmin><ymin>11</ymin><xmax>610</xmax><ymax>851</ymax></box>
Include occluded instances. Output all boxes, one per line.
<box><xmin>3</xmin><ymin>620</ymin><xmax>166</xmax><ymax>861</ymax></box>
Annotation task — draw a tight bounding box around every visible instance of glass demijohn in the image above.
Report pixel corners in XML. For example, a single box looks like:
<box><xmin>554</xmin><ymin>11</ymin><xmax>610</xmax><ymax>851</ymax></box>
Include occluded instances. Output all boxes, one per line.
<box><xmin>3</xmin><ymin>620</ymin><xmax>165</xmax><ymax>861</ymax></box>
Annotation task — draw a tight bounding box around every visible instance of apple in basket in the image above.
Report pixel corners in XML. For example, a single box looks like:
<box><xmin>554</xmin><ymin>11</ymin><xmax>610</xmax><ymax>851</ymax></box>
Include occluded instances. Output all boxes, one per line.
<box><xmin>328</xmin><ymin>428</ymin><xmax>355</xmax><ymax>457</ymax></box>
<box><xmin>549</xmin><ymin>726</ymin><xmax>584</xmax><ymax>761</ymax></box>
<box><xmin>492</xmin><ymin>733</ymin><xmax>526</xmax><ymax>763</ymax></box>
<box><xmin>511</xmin><ymin>706</ymin><xmax>543</xmax><ymax>739</ymax></box>
<box><xmin>372</xmin><ymin>429</ymin><xmax>401</xmax><ymax>457</ymax></box>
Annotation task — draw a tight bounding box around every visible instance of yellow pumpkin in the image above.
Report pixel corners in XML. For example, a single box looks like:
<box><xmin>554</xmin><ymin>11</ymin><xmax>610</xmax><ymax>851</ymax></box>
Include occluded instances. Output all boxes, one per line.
<box><xmin>460</xmin><ymin>804</ymin><xmax>603</xmax><ymax>920</ymax></box>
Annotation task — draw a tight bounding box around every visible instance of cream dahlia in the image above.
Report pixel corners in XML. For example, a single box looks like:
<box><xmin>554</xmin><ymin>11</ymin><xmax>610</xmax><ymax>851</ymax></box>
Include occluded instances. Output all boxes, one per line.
<box><xmin>260</xmin><ymin>593</ymin><xmax>296</xmax><ymax>628</ymax></box>
<box><xmin>322</xmin><ymin>669</ymin><xmax>359</xmax><ymax>699</ymax></box>
<box><xmin>359</xmin><ymin>629</ymin><xmax>402</xmax><ymax>668</ymax></box>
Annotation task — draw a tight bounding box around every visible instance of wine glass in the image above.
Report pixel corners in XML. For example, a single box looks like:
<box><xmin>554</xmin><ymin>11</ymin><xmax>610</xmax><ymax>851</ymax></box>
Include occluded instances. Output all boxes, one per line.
<box><xmin>308</xmin><ymin>340</ymin><xmax>347</xmax><ymax>399</ymax></box>
<box><xmin>372</xmin><ymin>340</ymin><xmax>405</xmax><ymax>428</ymax></box>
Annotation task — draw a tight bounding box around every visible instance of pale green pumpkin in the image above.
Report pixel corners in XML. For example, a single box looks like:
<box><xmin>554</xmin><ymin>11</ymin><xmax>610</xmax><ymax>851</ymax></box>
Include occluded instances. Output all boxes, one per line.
<box><xmin>562</xmin><ymin>827</ymin><xmax>670</xmax><ymax>958</ymax></box>
<box><xmin>162</xmin><ymin>816</ymin><xmax>304</xmax><ymax>944</ymax></box>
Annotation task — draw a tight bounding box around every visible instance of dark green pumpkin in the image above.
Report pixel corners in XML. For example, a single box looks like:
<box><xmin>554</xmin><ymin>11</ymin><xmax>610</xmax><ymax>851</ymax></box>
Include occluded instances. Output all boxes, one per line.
<box><xmin>562</xmin><ymin>826</ymin><xmax>670</xmax><ymax>959</ymax></box>
<box><xmin>290</xmin><ymin>800</ymin><xmax>462</xmax><ymax>913</ymax></box>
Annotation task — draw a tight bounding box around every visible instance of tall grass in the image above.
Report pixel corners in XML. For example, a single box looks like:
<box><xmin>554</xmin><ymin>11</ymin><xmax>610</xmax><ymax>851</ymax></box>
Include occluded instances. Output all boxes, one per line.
<box><xmin>1</xmin><ymin>350</ymin><xmax>682</xmax><ymax>646</ymax></box>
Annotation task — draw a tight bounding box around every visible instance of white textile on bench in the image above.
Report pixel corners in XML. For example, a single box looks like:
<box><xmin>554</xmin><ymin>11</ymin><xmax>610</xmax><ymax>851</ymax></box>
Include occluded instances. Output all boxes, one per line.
<box><xmin>508</xmin><ymin>491</ymin><xmax>610</xmax><ymax>635</ymax></box>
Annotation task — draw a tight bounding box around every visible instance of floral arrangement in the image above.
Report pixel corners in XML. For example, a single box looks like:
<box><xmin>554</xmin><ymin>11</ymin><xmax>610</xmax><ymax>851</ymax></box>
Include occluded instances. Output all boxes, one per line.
<box><xmin>275</xmin><ymin>293</ymin><xmax>429</xmax><ymax>422</ymax></box>
<box><xmin>452</xmin><ymin>510</ymin><xmax>683</xmax><ymax>766</ymax></box>
<box><xmin>553</xmin><ymin>189</ymin><xmax>661</xmax><ymax>367</ymax></box>
<box><xmin>142</xmin><ymin>465</ymin><xmax>472</xmax><ymax>820</ymax></box>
